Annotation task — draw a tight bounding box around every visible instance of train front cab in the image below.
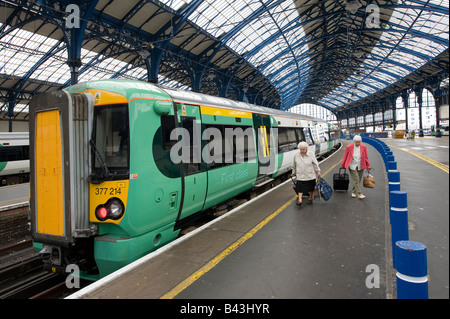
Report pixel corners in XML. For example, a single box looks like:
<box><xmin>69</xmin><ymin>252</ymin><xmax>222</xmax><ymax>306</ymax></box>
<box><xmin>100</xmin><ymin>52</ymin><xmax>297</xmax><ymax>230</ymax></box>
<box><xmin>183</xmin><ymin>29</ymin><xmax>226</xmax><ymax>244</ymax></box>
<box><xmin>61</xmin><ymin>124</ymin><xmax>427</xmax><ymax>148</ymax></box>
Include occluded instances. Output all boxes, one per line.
<box><xmin>30</xmin><ymin>84</ymin><xmax>187</xmax><ymax>280</ymax></box>
<box><xmin>29</xmin><ymin>90</ymin><xmax>97</xmax><ymax>277</ymax></box>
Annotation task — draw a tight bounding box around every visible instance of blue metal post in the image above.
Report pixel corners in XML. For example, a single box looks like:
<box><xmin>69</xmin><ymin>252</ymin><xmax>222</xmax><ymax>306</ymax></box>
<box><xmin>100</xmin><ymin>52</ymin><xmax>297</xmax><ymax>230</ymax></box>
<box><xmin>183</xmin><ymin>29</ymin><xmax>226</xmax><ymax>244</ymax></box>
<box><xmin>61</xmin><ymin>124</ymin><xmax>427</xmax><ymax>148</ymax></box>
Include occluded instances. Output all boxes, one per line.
<box><xmin>395</xmin><ymin>241</ymin><xmax>428</xmax><ymax>299</ymax></box>
<box><xmin>382</xmin><ymin>147</ymin><xmax>390</xmax><ymax>163</ymax></box>
<box><xmin>387</xmin><ymin>161</ymin><xmax>397</xmax><ymax>172</ymax></box>
<box><xmin>386</xmin><ymin>155</ymin><xmax>395</xmax><ymax>170</ymax></box>
<box><xmin>388</xmin><ymin>171</ymin><xmax>401</xmax><ymax>194</ymax></box>
<box><xmin>389</xmin><ymin>191</ymin><xmax>409</xmax><ymax>269</ymax></box>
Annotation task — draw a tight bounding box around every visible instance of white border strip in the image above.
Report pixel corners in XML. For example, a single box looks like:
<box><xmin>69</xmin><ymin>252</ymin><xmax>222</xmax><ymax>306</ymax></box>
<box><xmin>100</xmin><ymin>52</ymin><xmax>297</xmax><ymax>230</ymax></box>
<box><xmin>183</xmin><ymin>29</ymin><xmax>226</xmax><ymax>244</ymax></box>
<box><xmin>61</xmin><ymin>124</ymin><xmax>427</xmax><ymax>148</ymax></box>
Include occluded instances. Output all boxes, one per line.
<box><xmin>0</xmin><ymin>201</ymin><xmax>29</xmax><ymax>212</ymax></box>
<box><xmin>390</xmin><ymin>207</ymin><xmax>408</xmax><ymax>212</ymax></box>
<box><xmin>396</xmin><ymin>272</ymin><xmax>428</xmax><ymax>283</ymax></box>
<box><xmin>67</xmin><ymin>143</ymin><xmax>343</xmax><ymax>299</ymax></box>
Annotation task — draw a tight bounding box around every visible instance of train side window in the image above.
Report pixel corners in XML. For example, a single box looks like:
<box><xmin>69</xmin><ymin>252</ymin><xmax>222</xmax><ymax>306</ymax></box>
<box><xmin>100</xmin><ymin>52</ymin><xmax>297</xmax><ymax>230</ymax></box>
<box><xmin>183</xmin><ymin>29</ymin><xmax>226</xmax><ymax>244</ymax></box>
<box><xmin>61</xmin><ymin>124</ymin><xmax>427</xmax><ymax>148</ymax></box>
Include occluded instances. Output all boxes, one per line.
<box><xmin>303</xmin><ymin>128</ymin><xmax>314</xmax><ymax>145</ymax></box>
<box><xmin>204</xmin><ymin>124</ymin><xmax>254</xmax><ymax>169</ymax></box>
<box><xmin>0</xmin><ymin>145</ymin><xmax>30</xmax><ymax>162</ymax></box>
<box><xmin>310</xmin><ymin>126</ymin><xmax>318</xmax><ymax>144</ymax></box>
<box><xmin>181</xmin><ymin>116</ymin><xmax>201</xmax><ymax>175</ymax></box>
<box><xmin>295</xmin><ymin>128</ymin><xmax>305</xmax><ymax>143</ymax></box>
<box><xmin>278</xmin><ymin>127</ymin><xmax>297</xmax><ymax>153</ymax></box>
<box><xmin>161</xmin><ymin>115</ymin><xmax>177</xmax><ymax>151</ymax></box>
<box><xmin>278</xmin><ymin>127</ymin><xmax>288</xmax><ymax>148</ymax></box>
<box><xmin>286</xmin><ymin>128</ymin><xmax>297</xmax><ymax>148</ymax></box>
<box><xmin>228</xmin><ymin>125</ymin><xmax>254</xmax><ymax>163</ymax></box>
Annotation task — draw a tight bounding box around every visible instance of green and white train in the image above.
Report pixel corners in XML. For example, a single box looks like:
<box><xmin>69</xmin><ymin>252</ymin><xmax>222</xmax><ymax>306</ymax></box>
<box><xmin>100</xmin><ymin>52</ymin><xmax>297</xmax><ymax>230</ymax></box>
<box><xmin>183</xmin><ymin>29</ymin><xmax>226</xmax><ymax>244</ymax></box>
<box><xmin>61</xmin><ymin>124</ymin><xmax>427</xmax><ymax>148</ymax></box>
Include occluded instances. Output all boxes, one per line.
<box><xmin>30</xmin><ymin>79</ymin><xmax>340</xmax><ymax>279</ymax></box>
<box><xmin>0</xmin><ymin>132</ymin><xmax>29</xmax><ymax>186</ymax></box>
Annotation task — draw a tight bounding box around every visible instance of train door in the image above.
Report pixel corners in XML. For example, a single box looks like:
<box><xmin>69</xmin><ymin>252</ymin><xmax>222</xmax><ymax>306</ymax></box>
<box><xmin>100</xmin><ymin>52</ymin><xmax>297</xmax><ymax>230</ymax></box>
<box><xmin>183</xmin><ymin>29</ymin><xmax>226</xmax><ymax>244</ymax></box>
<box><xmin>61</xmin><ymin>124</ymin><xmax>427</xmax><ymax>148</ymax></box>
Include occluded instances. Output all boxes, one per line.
<box><xmin>176</xmin><ymin>103</ymin><xmax>207</xmax><ymax>220</ymax></box>
<box><xmin>253</xmin><ymin>113</ymin><xmax>275</xmax><ymax>185</ymax></box>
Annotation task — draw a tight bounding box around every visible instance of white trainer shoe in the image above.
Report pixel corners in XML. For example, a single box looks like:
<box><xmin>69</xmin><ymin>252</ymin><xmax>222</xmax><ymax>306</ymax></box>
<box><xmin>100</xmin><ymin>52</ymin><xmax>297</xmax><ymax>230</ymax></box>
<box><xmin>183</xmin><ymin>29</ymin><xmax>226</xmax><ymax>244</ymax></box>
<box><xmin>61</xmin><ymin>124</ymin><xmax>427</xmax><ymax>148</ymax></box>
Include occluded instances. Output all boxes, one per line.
<box><xmin>352</xmin><ymin>193</ymin><xmax>356</xmax><ymax>198</ymax></box>
<box><xmin>358</xmin><ymin>193</ymin><xmax>366</xmax><ymax>199</ymax></box>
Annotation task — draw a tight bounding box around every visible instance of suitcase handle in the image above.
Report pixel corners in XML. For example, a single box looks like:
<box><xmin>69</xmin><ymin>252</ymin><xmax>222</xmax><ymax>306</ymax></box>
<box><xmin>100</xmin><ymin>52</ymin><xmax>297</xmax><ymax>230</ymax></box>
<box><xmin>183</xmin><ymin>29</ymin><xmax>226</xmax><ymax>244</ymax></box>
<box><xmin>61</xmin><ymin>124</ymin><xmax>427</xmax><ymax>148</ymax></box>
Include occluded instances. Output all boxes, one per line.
<box><xmin>339</xmin><ymin>168</ymin><xmax>347</xmax><ymax>175</ymax></box>
<box><xmin>290</xmin><ymin>176</ymin><xmax>297</xmax><ymax>184</ymax></box>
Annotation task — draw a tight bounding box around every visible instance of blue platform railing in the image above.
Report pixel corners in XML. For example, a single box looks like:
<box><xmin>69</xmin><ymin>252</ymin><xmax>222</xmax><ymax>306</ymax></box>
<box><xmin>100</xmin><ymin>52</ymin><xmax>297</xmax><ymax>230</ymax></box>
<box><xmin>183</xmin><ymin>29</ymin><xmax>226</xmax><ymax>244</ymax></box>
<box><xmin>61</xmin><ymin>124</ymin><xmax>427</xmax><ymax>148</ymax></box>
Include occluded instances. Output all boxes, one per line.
<box><xmin>361</xmin><ymin>136</ymin><xmax>428</xmax><ymax>299</ymax></box>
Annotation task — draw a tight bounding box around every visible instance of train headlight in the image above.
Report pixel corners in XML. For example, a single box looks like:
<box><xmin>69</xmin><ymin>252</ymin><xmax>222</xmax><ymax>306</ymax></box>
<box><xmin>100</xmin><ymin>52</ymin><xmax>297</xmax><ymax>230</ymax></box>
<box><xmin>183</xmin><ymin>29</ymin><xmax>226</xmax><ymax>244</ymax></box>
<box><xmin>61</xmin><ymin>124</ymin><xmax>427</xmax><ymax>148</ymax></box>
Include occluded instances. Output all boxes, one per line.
<box><xmin>107</xmin><ymin>198</ymin><xmax>124</xmax><ymax>219</ymax></box>
<box><xmin>95</xmin><ymin>198</ymin><xmax>125</xmax><ymax>221</ymax></box>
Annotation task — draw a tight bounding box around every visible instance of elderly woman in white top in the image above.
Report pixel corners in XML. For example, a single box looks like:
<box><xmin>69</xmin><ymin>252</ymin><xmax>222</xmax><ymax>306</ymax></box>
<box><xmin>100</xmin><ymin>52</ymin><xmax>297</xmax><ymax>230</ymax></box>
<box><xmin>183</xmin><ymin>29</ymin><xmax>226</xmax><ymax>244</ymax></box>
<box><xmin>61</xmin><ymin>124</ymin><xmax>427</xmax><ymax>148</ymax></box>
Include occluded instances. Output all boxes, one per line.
<box><xmin>291</xmin><ymin>141</ymin><xmax>321</xmax><ymax>206</ymax></box>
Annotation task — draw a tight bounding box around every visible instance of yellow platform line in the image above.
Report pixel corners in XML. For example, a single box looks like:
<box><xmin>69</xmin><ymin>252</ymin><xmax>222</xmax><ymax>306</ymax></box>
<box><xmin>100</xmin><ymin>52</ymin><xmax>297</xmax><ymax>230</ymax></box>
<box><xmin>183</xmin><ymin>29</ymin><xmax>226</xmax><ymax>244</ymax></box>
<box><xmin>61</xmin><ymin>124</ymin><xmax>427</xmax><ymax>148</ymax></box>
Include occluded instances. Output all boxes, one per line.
<box><xmin>160</xmin><ymin>160</ymin><xmax>341</xmax><ymax>299</ymax></box>
<box><xmin>160</xmin><ymin>195</ymin><xmax>297</xmax><ymax>299</ymax></box>
<box><xmin>387</xmin><ymin>144</ymin><xmax>449</xmax><ymax>174</ymax></box>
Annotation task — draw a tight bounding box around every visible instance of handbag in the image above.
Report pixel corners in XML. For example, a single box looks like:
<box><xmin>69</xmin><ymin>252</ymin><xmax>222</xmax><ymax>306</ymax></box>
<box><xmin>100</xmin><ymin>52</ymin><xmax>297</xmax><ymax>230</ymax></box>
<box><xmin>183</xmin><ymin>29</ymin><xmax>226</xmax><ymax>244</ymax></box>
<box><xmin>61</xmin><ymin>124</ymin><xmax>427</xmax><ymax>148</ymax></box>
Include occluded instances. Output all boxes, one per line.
<box><xmin>318</xmin><ymin>177</ymin><xmax>333</xmax><ymax>201</ymax></box>
<box><xmin>363</xmin><ymin>169</ymin><xmax>375</xmax><ymax>188</ymax></box>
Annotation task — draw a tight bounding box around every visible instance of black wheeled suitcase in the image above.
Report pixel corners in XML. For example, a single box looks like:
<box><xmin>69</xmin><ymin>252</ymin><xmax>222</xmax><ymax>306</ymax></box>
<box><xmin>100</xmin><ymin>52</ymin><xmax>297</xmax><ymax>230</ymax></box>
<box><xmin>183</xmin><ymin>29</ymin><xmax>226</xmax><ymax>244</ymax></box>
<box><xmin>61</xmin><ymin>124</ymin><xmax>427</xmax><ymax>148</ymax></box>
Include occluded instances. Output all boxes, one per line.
<box><xmin>333</xmin><ymin>168</ymin><xmax>349</xmax><ymax>191</ymax></box>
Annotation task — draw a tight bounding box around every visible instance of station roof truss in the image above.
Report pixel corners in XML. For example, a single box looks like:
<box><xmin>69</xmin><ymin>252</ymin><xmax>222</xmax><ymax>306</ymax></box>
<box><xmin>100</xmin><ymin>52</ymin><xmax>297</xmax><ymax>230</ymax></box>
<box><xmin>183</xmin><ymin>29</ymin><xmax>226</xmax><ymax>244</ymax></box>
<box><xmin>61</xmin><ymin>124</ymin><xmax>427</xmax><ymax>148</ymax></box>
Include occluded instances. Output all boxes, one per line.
<box><xmin>0</xmin><ymin>0</ymin><xmax>448</xmax><ymax>121</ymax></box>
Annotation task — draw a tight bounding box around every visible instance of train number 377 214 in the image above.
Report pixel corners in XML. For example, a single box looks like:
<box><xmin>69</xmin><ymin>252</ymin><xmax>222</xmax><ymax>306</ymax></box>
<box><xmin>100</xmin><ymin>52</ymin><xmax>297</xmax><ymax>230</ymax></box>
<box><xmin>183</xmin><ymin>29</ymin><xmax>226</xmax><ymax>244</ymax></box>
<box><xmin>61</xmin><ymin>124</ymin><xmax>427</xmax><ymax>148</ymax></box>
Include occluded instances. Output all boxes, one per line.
<box><xmin>94</xmin><ymin>187</ymin><xmax>122</xmax><ymax>195</ymax></box>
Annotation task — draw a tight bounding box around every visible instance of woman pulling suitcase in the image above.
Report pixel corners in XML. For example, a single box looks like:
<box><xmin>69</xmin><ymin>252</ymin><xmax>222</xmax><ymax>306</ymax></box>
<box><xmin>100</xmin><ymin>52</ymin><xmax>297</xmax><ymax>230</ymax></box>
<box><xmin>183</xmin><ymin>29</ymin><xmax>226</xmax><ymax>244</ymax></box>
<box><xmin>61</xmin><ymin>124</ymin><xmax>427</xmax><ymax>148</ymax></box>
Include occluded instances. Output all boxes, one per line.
<box><xmin>291</xmin><ymin>141</ymin><xmax>322</xmax><ymax>206</ymax></box>
<box><xmin>340</xmin><ymin>135</ymin><xmax>371</xmax><ymax>199</ymax></box>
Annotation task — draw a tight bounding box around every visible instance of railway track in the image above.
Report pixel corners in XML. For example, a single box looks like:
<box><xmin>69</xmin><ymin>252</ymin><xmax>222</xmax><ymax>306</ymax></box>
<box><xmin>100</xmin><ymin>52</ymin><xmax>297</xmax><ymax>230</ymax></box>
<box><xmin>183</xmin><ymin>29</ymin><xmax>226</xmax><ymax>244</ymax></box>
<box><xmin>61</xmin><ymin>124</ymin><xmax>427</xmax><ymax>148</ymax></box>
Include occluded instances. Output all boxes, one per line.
<box><xmin>0</xmin><ymin>240</ymin><xmax>89</xmax><ymax>299</ymax></box>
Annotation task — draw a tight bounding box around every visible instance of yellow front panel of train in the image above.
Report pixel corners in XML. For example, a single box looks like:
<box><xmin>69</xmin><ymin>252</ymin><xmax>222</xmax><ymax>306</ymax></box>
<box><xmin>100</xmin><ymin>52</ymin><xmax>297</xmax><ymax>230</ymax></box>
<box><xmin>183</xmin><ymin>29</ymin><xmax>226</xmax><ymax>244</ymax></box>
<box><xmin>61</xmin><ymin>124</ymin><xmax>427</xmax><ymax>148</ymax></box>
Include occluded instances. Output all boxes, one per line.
<box><xmin>89</xmin><ymin>181</ymin><xmax>128</xmax><ymax>224</ymax></box>
<box><xmin>35</xmin><ymin>110</ymin><xmax>64</xmax><ymax>237</ymax></box>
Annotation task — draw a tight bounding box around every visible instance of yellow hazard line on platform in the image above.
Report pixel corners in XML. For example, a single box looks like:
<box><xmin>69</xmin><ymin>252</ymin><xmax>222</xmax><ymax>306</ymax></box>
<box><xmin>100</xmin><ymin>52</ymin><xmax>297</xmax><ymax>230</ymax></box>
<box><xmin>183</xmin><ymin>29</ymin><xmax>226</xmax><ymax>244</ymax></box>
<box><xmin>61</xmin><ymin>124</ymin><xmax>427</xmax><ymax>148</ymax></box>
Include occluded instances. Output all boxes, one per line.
<box><xmin>160</xmin><ymin>195</ymin><xmax>297</xmax><ymax>299</ymax></box>
<box><xmin>160</xmin><ymin>161</ymin><xmax>340</xmax><ymax>299</ymax></box>
<box><xmin>387</xmin><ymin>144</ymin><xmax>449</xmax><ymax>174</ymax></box>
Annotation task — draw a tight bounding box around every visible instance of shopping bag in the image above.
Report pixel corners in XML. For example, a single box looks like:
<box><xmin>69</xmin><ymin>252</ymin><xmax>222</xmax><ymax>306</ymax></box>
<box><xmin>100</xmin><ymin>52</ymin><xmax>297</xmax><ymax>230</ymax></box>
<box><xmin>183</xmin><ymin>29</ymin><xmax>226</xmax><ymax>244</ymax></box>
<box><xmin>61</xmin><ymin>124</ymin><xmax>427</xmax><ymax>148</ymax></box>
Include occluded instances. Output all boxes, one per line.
<box><xmin>318</xmin><ymin>177</ymin><xmax>333</xmax><ymax>201</ymax></box>
<box><xmin>363</xmin><ymin>169</ymin><xmax>375</xmax><ymax>188</ymax></box>
<box><xmin>313</xmin><ymin>179</ymin><xmax>322</xmax><ymax>200</ymax></box>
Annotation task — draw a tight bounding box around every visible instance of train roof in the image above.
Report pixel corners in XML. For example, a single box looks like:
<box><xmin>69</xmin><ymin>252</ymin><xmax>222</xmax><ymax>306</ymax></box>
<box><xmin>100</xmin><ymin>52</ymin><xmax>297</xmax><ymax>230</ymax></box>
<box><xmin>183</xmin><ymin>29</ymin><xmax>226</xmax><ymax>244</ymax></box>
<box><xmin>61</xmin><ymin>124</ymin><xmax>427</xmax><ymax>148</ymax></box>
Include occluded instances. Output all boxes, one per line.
<box><xmin>68</xmin><ymin>80</ymin><xmax>327</xmax><ymax>124</ymax></box>
<box><xmin>158</xmin><ymin>85</ymin><xmax>327</xmax><ymax>123</ymax></box>
<box><xmin>0</xmin><ymin>132</ymin><xmax>29</xmax><ymax>140</ymax></box>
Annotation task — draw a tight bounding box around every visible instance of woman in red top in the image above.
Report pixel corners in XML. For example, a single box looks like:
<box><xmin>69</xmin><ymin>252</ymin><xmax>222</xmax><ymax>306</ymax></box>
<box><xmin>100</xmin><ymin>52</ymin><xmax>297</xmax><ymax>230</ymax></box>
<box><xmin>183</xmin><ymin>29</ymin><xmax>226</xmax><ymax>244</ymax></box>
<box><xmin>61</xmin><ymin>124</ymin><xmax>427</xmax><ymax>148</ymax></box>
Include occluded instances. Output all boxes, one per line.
<box><xmin>341</xmin><ymin>135</ymin><xmax>370</xmax><ymax>199</ymax></box>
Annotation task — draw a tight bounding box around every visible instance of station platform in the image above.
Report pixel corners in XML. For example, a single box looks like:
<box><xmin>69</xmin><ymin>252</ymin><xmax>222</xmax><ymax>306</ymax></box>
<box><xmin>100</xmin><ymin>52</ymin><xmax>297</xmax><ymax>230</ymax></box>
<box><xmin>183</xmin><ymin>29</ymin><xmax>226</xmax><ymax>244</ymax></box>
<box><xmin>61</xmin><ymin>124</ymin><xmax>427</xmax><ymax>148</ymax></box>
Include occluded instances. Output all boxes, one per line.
<box><xmin>70</xmin><ymin>141</ymin><xmax>392</xmax><ymax>299</ymax></box>
<box><xmin>0</xmin><ymin>183</ymin><xmax>29</xmax><ymax>211</ymax></box>
<box><xmin>68</xmin><ymin>136</ymin><xmax>448</xmax><ymax>299</ymax></box>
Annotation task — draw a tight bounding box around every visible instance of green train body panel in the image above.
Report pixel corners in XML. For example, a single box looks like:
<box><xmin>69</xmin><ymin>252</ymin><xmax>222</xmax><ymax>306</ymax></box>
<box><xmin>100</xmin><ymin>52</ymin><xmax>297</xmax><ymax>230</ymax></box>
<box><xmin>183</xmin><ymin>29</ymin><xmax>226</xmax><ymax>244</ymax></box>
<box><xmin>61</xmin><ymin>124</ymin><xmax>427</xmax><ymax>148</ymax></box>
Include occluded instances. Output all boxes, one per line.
<box><xmin>93</xmin><ymin>223</ymin><xmax>178</xmax><ymax>277</ymax></box>
<box><xmin>203</xmin><ymin>161</ymin><xmax>258</xmax><ymax>211</ymax></box>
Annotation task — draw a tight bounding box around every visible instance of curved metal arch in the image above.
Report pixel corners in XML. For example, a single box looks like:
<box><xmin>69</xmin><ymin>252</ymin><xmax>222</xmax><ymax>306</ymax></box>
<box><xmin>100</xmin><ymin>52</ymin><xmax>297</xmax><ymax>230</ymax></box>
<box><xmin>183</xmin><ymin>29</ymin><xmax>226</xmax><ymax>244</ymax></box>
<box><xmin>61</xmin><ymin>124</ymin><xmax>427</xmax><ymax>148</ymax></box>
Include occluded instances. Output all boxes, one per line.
<box><xmin>1</xmin><ymin>0</ymin><xmax>448</xmax><ymax>118</ymax></box>
<box><xmin>11</xmin><ymin>39</ymin><xmax>66</xmax><ymax>96</ymax></box>
<box><xmin>179</xmin><ymin>0</ymin><xmax>290</xmax><ymax>97</ymax></box>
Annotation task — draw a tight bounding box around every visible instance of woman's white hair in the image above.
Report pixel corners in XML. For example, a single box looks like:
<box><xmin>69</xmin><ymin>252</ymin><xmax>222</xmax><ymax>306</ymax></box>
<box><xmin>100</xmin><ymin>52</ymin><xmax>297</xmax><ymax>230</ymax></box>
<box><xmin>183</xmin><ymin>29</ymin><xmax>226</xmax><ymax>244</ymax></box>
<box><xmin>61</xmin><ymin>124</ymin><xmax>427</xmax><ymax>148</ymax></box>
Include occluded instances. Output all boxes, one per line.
<box><xmin>353</xmin><ymin>135</ymin><xmax>362</xmax><ymax>142</ymax></box>
<box><xmin>298</xmin><ymin>141</ymin><xmax>309</xmax><ymax>149</ymax></box>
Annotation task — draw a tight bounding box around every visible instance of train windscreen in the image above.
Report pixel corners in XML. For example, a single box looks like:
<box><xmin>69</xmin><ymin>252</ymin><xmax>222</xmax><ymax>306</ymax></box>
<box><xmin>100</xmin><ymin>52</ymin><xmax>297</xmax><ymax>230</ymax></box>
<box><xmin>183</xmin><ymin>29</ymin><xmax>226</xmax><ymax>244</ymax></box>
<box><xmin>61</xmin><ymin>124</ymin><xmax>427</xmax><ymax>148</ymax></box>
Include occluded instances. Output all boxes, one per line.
<box><xmin>90</xmin><ymin>104</ymin><xmax>129</xmax><ymax>182</ymax></box>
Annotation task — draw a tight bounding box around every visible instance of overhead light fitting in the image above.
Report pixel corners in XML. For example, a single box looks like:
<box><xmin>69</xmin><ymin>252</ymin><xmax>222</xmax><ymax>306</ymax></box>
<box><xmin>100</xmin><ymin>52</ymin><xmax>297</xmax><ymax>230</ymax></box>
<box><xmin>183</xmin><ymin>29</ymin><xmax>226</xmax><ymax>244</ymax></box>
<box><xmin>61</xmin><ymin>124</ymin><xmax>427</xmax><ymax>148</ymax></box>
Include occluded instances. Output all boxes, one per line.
<box><xmin>353</xmin><ymin>50</ymin><xmax>363</xmax><ymax>58</ymax></box>
<box><xmin>207</xmin><ymin>72</ymin><xmax>215</xmax><ymax>81</ymax></box>
<box><xmin>139</xmin><ymin>50</ymin><xmax>150</xmax><ymax>59</ymax></box>
<box><xmin>346</xmin><ymin>0</ymin><xmax>362</xmax><ymax>14</ymax></box>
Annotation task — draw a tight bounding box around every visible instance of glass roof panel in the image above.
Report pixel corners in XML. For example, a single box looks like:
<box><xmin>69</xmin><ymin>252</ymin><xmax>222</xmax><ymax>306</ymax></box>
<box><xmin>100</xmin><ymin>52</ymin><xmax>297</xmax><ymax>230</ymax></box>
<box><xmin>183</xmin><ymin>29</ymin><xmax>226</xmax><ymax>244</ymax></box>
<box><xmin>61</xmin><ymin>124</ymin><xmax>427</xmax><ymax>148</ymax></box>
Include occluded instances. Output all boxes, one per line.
<box><xmin>33</xmin><ymin>49</ymin><xmax>71</xmax><ymax>84</ymax></box>
<box><xmin>159</xmin><ymin>0</ymin><xmax>193</xmax><ymax>11</ymax></box>
<box><xmin>1</xmin><ymin>0</ymin><xmax>448</xmax><ymax>112</ymax></box>
<box><xmin>1</xmin><ymin>25</ymin><xmax>60</xmax><ymax>77</ymax></box>
<box><xmin>187</xmin><ymin>0</ymin><xmax>262</xmax><ymax>38</ymax></box>
<box><xmin>317</xmin><ymin>1</ymin><xmax>449</xmax><ymax>109</ymax></box>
